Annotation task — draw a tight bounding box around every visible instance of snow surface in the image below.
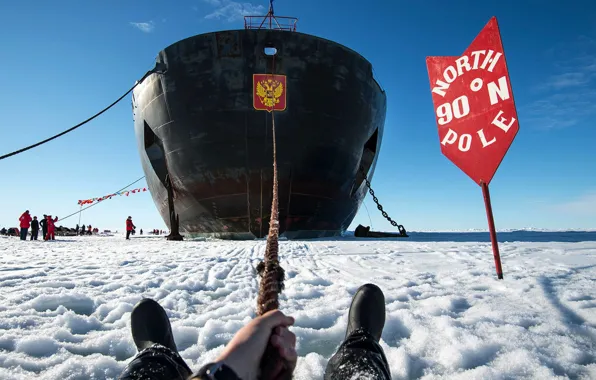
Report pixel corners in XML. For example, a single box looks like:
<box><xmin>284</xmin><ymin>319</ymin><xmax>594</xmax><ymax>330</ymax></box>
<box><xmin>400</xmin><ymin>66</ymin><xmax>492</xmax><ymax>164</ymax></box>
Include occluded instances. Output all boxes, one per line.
<box><xmin>0</xmin><ymin>234</ymin><xmax>595</xmax><ymax>379</ymax></box>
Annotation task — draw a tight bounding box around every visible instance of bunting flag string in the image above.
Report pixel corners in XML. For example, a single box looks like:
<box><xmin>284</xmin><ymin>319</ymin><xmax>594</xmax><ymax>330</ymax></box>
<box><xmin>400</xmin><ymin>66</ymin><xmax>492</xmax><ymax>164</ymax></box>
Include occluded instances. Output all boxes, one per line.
<box><xmin>78</xmin><ymin>187</ymin><xmax>148</xmax><ymax>205</ymax></box>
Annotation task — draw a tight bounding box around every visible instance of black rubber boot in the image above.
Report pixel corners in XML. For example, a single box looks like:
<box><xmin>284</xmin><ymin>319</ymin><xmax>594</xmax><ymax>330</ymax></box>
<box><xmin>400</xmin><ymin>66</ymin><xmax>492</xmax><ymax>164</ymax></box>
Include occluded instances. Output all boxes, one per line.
<box><xmin>345</xmin><ymin>283</ymin><xmax>386</xmax><ymax>342</ymax></box>
<box><xmin>131</xmin><ymin>298</ymin><xmax>178</xmax><ymax>352</ymax></box>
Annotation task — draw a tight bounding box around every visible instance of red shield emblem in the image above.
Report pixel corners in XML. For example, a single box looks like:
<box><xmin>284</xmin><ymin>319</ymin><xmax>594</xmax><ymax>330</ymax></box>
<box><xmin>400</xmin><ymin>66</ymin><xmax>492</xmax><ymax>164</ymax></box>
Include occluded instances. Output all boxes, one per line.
<box><xmin>253</xmin><ymin>74</ymin><xmax>287</xmax><ymax>112</ymax></box>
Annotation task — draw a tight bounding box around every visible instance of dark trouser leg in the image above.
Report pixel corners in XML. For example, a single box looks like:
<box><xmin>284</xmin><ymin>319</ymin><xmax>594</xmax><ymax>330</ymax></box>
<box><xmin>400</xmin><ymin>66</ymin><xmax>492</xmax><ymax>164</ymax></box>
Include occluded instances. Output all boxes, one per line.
<box><xmin>324</xmin><ymin>329</ymin><xmax>391</xmax><ymax>380</ymax></box>
<box><xmin>120</xmin><ymin>344</ymin><xmax>192</xmax><ymax>380</ymax></box>
<box><xmin>42</xmin><ymin>229</ymin><xmax>48</xmax><ymax>240</ymax></box>
<box><xmin>126</xmin><ymin>230</ymin><xmax>131</xmax><ymax>239</ymax></box>
<box><xmin>30</xmin><ymin>230</ymin><xmax>38</xmax><ymax>240</ymax></box>
<box><xmin>20</xmin><ymin>228</ymin><xmax>28</xmax><ymax>240</ymax></box>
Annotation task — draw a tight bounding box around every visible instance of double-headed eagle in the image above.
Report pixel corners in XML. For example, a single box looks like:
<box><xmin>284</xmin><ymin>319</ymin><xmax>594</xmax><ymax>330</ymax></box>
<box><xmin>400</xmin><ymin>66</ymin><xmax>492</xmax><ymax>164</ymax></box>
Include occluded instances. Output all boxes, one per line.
<box><xmin>256</xmin><ymin>79</ymin><xmax>284</xmax><ymax>108</ymax></box>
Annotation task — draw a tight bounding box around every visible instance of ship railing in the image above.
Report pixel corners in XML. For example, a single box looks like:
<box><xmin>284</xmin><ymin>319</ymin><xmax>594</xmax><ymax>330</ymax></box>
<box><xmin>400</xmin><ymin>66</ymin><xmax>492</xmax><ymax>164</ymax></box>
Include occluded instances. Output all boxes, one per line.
<box><xmin>244</xmin><ymin>15</ymin><xmax>298</xmax><ymax>31</ymax></box>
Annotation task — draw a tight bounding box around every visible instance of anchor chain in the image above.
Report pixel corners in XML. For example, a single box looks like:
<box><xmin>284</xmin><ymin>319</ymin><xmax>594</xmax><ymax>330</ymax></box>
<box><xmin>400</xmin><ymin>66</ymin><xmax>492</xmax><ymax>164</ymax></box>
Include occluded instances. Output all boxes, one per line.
<box><xmin>360</xmin><ymin>166</ymin><xmax>408</xmax><ymax>236</ymax></box>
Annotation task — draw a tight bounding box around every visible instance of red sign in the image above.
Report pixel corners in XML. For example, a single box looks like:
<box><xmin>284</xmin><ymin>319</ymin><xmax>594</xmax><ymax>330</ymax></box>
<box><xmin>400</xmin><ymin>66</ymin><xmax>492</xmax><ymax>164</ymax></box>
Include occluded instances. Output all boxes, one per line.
<box><xmin>253</xmin><ymin>74</ymin><xmax>287</xmax><ymax>112</ymax></box>
<box><xmin>426</xmin><ymin>17</ymin><xmax>519</xmax><ymax>186</ymax></box>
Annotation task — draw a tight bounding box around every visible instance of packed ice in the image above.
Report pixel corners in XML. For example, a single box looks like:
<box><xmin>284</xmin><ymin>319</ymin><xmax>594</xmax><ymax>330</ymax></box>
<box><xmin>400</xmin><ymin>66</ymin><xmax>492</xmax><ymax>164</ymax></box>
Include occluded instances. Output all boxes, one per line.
<box><xmin>0</xmin><ymin>233</ymin><xmax>595</xmax><ymax>379</ymax></box>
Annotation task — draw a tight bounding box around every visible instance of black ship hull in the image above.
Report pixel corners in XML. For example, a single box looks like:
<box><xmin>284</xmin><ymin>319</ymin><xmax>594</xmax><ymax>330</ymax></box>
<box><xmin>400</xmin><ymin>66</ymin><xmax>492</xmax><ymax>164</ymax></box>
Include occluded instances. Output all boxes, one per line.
<box><xmin>132</xmin><ymin>29</ymin><xmax>386</xmax><ymax>239</ymax></box>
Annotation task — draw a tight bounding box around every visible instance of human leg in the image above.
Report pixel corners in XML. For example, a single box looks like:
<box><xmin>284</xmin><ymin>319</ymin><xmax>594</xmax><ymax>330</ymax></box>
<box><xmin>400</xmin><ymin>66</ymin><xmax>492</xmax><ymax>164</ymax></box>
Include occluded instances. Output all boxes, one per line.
<box><xmin>324</xmin><ymin>284</ymin><xmax>391</xmax><ymax>380</ymax></box>
<box><xmin>119</xmin><ymin>299</ymin><xmax>192</xmax><ymax>380</ymax></box>
<box><xmin>120</xmin><ymin>344</ymin><xmax>191</xmax><ymax>380</ymax></box>
<box><xmin>20</xmin><ymin>228</ymin><xmax>27</xmax><ymax>240</ymax></box>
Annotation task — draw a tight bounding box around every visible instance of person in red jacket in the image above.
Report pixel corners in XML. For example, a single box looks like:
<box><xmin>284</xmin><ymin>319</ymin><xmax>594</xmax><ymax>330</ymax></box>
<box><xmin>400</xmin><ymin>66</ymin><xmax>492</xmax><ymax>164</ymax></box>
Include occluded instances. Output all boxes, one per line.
<box><xmin>126</xmin><ymin>216</ymin><xmax>136</xmax><ymax>240</ymax></box>
<box><xmin>19</xmin><ymin>210</ymin><xmax>32</xmax><ymax>241</ymax></box>
<box><xmin>45</xmin><ymin>215</ymin><xmax>58</xmax><ymax>241</ymax></box>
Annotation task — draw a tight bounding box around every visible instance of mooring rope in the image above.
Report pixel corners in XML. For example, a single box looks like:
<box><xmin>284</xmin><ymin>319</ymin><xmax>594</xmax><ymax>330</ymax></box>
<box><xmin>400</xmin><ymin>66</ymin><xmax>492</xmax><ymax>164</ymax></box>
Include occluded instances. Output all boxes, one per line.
<box><xmin>256</xmin><ymin>110</ymin><xmax>291</xmax><ymax>380</ymax></box>
<box><xmin>256</xmin><ymin>112</ymin><xmax>283</xmax><ymax>315</ymax></box>
<box><xmin>255</xmin><ymin>50</ymin><xmax>292</xmax><ymax>378</ymax></box>
<box><xmin>0</xmin><ymin>65</ymin><xmax>162</xmax><ymax>162</ymax></box>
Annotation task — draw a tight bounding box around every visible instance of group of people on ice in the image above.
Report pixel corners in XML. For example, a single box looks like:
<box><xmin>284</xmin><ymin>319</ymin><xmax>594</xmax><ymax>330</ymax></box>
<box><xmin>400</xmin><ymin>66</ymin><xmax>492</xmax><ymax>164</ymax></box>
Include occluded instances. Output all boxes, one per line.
<box><xmin>75</xmin><ymin>224</ymin><xmax>99</xmax><ymax>235</ymax></box>
<box><xmin>9</xmin><ymin>211</ymin><xmax>103</xmax><ymax>240</ymax></box>
<box><xmin>5</xmin><ymin>212</ymin><xmax>161</xmax><ymax>241</ymax></box>
<box><xmin>17</xmin><ymin>210</ymin><xmax>58</xmax><ymax>241</ymax></box>
<box><xmin>123</xmin><ymin>218</ymin><xmax>170</xmax><ymax>239</ymax></box>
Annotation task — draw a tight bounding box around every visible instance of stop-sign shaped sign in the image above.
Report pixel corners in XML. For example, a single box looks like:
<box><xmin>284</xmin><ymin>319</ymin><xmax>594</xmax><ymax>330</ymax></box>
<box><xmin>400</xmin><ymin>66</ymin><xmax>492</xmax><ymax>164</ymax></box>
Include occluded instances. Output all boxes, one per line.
<box><xmin>426</xmin><ymin>17</ymin><xmax>519</xmax><ymax>186</ymax></box>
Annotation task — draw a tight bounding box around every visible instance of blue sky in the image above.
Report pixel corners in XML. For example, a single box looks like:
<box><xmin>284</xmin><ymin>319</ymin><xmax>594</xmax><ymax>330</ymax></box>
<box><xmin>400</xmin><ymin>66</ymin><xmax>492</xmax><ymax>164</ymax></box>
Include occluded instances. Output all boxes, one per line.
<box><xmin>1</xmin><ymin>0</ymin><xmax>595</xmax><ymax>232</ymax></box>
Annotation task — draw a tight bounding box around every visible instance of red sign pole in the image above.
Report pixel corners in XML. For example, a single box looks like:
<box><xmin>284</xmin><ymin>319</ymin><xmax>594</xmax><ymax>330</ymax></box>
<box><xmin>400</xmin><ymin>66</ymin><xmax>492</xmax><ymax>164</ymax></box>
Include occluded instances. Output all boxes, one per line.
<box><xmin>426</xmin><ymin>17</ymin><xmax>518</xmax><ymax>280</ymax></box>
<box><xmin>481</xmin><ymin>182</ymin><xmax>503</xmax><ymax>279</ymax></box>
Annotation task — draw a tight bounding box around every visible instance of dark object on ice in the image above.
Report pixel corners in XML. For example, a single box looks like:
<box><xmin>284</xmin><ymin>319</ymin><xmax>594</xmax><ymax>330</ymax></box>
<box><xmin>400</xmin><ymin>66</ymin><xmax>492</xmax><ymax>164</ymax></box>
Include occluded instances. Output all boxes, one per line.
<box><xmin>354</xmin><ymin>224</ymin><xmax>408</xmax><ymax>238</ymax></box>
<box><xmin>0</xmin><ymin>227</ymin><xmax>16</xmax><ymax>236</ymax></box>
<box><xmin>165</xmin><ymin>174</ymin><xmax>183</xmax><ymax>241</ymax></box>
<box><xmin>132</xmin><ymin>9</ymin><xmax>386</xmax><ymax>240</ymax></box>
<box><xmin>55</xmin><ymin>226</ymin><xmax>77</xmax><ymax>236</ymax></box>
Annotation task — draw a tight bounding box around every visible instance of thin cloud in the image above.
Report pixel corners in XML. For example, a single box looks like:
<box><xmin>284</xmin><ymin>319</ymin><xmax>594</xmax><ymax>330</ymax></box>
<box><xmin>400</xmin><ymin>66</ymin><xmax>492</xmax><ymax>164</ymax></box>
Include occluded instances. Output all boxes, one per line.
<box><xmin>523</xmin><ymin>36</ymin><xmax>596</xmax><ymax>129</ymax></box>
<box><xmin>522</xmin><ymin>87</ymin><xmax>596</xmax><ymax>129</ymax></box>
<box><xmin>130</xmin><ymin>21</ymin><xmax>155</xmax><ymax>33</ymax></box>
<box><xmin>543</xmin><ymin>72</ymin><xmax>590</xmax><ymax>89</ymax></box>
<box><xmin>202</xmin><ymin>0</ymin><xmax>265</xmax><ymax>22</ymax></box>
<box><xmin>552</xmin><ymin>191</ymin><xmax>596</xmax><ymax>215</ymax></box>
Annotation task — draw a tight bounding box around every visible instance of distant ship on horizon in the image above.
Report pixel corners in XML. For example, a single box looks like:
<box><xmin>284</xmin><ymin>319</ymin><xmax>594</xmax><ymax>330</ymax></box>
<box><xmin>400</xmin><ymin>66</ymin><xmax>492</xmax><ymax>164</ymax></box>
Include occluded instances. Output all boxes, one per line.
<box><xmin>132</xmin><ymin>3</ymin><xmax>387</xmax><ymax>239</ymax></box>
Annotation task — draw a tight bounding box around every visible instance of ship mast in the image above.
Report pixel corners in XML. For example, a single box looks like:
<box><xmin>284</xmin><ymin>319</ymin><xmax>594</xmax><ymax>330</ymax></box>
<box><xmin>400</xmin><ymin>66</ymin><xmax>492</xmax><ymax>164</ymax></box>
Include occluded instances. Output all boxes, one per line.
<box><xmin>244</xmin><ymin>0</ymin><xmax>298</xmax><ymax>31</ymax></box>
